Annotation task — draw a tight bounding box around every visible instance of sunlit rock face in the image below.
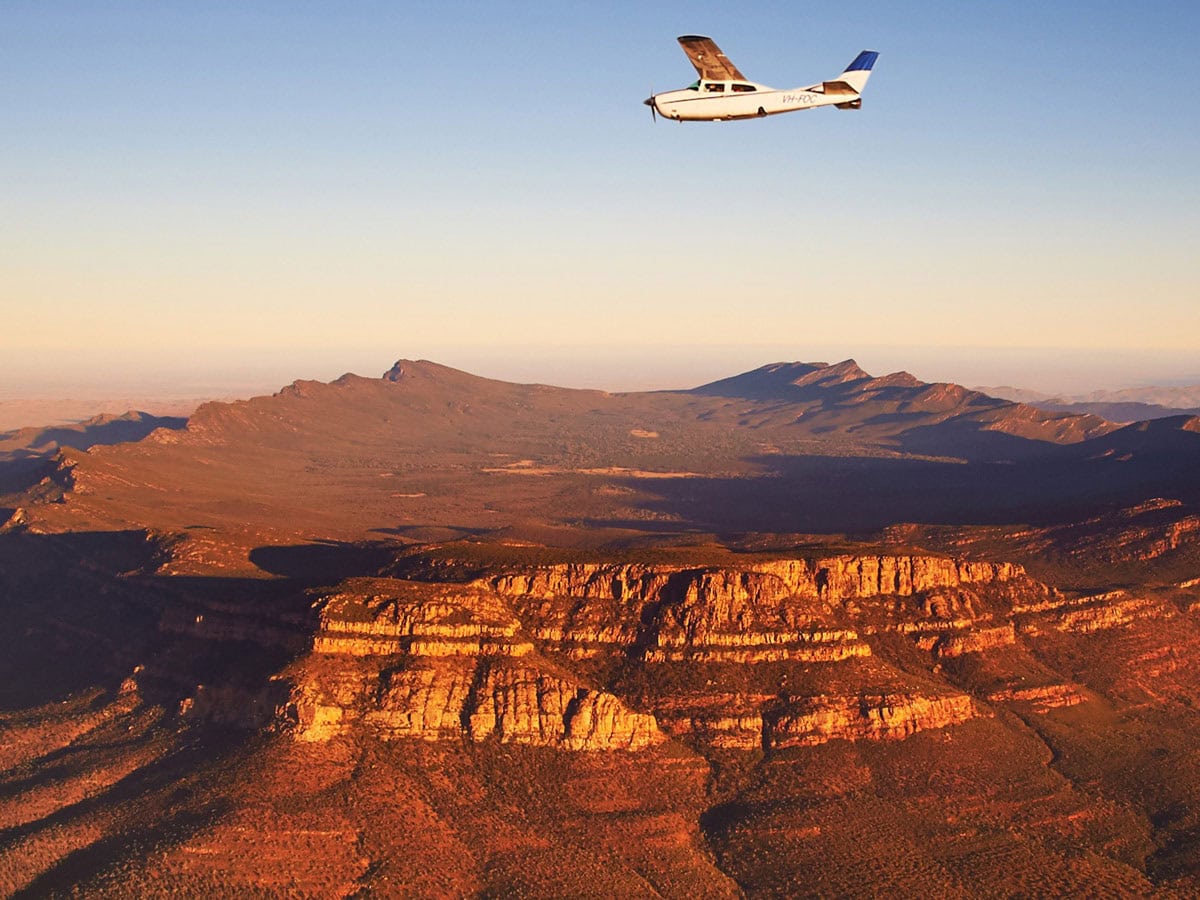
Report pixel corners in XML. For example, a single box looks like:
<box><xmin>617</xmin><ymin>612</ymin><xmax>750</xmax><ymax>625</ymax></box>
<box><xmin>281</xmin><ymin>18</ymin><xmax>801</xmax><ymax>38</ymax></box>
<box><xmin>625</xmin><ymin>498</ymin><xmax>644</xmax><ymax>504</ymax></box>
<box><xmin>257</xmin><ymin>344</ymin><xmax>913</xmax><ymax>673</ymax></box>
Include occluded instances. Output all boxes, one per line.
<box><xmin>284</xmin><ymin>552</ymin><xmax>1148</xmax><ymax>755</ymax></box>
<box><xmin>289</xmin><ymin>578</ymin><xmax>664</xmax><ymax>750</ymax></box>
<box><xmin>763</xmin><ymin>692</ymin><xmax>981</xmax><ymax>748</ymax></box>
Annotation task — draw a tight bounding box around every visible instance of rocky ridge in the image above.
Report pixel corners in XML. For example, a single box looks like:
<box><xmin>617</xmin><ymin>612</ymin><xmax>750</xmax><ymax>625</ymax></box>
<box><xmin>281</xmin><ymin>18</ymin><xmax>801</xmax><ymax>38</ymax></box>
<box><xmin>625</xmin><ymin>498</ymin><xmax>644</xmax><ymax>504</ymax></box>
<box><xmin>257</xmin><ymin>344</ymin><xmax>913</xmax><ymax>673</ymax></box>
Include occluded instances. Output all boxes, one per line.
<box><xmin>286</xmin><ymin>551</ymin><xmax>1172</xmax><ymax>753</ymax></box>
<box><xmin>288</xmin><ymin>579</ymin><xmax>662</xmax><ymax>750</ymax></box>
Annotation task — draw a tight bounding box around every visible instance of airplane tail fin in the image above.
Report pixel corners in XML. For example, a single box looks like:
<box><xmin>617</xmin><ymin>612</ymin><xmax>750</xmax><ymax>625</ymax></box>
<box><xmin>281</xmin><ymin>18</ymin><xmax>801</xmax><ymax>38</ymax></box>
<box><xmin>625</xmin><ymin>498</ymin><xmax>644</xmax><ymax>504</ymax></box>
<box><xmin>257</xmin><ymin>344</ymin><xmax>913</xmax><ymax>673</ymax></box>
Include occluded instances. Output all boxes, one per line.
<box><xmin>830</xmin><ymin>50</ymin><xmax>878</xmax><ymax>94</ymax></box>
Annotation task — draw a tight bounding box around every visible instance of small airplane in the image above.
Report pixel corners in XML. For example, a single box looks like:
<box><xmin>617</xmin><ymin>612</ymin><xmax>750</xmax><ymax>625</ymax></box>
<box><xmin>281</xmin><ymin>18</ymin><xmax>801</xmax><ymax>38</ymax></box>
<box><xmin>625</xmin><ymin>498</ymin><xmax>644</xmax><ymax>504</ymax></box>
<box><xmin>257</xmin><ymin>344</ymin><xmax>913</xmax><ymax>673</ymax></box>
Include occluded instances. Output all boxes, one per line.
<box><xmin>644</xmin><ymin>36</ymin><xmax>878</xmax><ymax>122</ymax></box>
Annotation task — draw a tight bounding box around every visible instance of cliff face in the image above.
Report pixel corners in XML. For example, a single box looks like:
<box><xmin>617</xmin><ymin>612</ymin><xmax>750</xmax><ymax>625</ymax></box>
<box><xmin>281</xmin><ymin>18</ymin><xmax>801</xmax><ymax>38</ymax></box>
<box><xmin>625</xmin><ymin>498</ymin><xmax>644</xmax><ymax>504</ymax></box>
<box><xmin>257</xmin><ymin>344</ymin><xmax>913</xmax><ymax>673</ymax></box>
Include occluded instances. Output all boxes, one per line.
<box><xmin>479</xmin><ymin>555</ymin><xmax>1024</xmax><ymax>665</ymax></box>
<box><xmin>311</xmin><ymin>580</ymin><xmax>531</xmax><ymax>658</ymax></box>
<box><xmin>8</xmin><ymin>546</ymin><xmax>1196</xmax><ymax>897</ymax></box>
<box><xmin>281</xmin><ymin>550</ymin><xmax>1165</xmax><ymax>753</ymax></box>
<box><xmin>289</xmin><ymin>579</ymin><xmax>662</xmax><ymax>750</ymax></box>
<box><xmin>485</xmin><ymin>555</ymin><xmax>1024</xmax><ymax>608</ymax></box>
<box><xmin>292</xmin><ymin>656</ymin><xmax>664</xmax><ymax>751</ymax></box>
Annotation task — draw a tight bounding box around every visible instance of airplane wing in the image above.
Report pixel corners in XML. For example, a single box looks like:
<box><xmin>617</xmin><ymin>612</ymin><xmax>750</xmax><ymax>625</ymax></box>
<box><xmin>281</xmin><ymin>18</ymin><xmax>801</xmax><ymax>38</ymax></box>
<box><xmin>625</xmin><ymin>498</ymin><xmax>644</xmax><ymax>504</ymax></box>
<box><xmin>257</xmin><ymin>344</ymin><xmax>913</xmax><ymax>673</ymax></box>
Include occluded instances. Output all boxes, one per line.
<box><xmin>676</xmin><ymin>35</ymin><xmax>747</xmax><ymax>81</ymax></box>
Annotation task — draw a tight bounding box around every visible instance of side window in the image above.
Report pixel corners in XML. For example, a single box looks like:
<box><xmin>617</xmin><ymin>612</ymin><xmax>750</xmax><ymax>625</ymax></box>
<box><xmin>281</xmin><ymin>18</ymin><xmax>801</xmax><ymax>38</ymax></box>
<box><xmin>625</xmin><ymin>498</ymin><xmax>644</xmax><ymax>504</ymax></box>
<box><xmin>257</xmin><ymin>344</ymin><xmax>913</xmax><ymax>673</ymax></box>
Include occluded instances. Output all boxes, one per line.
<box><xmin>704</xmin><ymin>83</ymin><xmax>726</xmax><ymax>93</ymax></box>
<box><xmin>731</xmin><ymin>84</ymin><xmax>756</xmax><ymax>93</ymax></box>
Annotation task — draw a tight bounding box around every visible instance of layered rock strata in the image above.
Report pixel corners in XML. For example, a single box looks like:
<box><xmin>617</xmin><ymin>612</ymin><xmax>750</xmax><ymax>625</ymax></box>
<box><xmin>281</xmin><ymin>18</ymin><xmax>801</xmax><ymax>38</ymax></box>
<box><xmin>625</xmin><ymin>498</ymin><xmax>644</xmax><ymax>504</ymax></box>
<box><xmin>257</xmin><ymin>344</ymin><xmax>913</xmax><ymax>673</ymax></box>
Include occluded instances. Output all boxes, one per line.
<box><xmin>477</xmin><ymin>555</ymin><xmax>1024</xmax><ymax>664</ymax></box>
<box><xmin>1013</xmin><ymin>590</ymin><xmax>1165</xmax><ymax>636</ymax></box>
<box><xmin>484</xmin><ymin>555</ymin><xmax>1024</xmax><ymax>607</ymax></box>
<box><xmin>287</xmin><ymin>554</ymin><xmax>1171</xmax><ymax>753</ymax></box>
<box><xmin>290</xmin><ymin>579</ymin><xmax>661</xmax><ymax>750</ymax></box>
<box><xmin>988</xmin><ymin>684</ymin><xmax>1089</xmax><ymax>713</ymax></box>
<box><xmin>764</xmin><ymin>692</ymin><xmax>980</xmax><ymax>748</ymax></box>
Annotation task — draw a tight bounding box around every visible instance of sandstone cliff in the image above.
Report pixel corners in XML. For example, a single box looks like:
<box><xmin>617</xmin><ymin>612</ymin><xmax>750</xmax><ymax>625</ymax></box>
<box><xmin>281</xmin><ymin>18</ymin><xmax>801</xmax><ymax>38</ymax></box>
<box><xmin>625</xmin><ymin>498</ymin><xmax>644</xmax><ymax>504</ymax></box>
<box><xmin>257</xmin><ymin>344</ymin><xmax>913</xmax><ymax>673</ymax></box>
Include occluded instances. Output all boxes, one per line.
<box><xmin>289</xmin><ymin>579</ymin><xmax>662</xmax><ymax>750</ymax></box>
<box><xmin>483</xmin><ymin>554</ymin><xmax>1025</xmax><ymax>608</ymax></box>
<box><xmin>277</xmin><ymin>548</ymin><xmax>1182</xmax><ymax>757</ymax></box>
<box><xmin>477</xmin><ymin>554</ymin><xmax>1025</xmax><ymax>666</ymax></box>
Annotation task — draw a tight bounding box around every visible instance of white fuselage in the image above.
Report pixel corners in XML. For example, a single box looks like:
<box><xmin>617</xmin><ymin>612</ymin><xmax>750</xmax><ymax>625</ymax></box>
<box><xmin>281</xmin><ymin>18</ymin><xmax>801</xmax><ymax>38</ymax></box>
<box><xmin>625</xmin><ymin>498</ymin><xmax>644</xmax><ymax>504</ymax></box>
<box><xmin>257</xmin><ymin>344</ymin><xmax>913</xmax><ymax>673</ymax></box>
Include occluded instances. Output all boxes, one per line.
<box><xmin>651</xmin><ymin>80</ymin><xmax>849</xmax><ymax>121</ymax></box>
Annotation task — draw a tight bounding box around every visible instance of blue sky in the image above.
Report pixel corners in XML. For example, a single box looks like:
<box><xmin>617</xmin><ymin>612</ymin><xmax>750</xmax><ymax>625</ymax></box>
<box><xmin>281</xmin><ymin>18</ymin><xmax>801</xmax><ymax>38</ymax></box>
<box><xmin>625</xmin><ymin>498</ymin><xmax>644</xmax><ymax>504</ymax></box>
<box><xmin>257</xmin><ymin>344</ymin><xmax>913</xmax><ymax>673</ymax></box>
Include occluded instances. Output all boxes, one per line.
<box><xmin>3</xmin><ymin>1</ymin><xmax>1198</xmax><ymax>396</ymax></box>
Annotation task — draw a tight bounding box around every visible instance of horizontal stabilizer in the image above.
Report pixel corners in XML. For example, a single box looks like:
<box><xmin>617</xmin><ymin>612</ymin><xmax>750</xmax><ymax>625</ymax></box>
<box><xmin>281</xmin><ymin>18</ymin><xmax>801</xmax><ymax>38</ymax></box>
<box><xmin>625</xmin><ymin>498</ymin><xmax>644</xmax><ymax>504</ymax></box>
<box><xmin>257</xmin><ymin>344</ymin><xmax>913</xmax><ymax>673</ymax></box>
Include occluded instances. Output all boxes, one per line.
<box><xmin>822</xmin><ymin>80</ymin><xmax>857</xmax><ymax>95</ymax></box>
<box><xmin>835</xmin><ymin>98</ymin><xmax>862</xmax><ymax>110</ymax></box>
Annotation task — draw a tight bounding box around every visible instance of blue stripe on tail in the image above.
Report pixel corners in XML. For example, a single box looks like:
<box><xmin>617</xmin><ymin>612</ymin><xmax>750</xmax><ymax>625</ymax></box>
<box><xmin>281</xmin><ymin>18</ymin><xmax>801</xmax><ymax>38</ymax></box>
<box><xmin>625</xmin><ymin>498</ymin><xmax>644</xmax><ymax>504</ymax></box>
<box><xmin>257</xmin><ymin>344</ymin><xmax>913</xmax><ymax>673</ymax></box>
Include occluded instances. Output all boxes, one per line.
<box><xmin>846</xmin><ymin>50</ymin><xmax>879</xmax><ymax>72</ymax></box>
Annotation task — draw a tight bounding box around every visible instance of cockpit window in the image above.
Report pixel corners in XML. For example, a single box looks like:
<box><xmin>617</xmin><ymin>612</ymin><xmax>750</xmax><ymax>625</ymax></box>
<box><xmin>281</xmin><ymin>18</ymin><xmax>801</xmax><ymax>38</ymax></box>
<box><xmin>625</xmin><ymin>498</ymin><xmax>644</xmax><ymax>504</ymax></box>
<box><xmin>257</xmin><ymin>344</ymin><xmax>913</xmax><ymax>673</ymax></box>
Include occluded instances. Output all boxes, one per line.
<box><xmin>704</xmin><ymin>83</ymin><xmax>725</xmax><ymax>93</ymax></box>
<box><xmin>687</xmin><ymin>80</ymin><xmax>700</xmax><ymax>91</ymax></box>
<box><xmin>731</xmin><ymin>83</ymin><xmax>756</xmax><ymax>93</ymax></box>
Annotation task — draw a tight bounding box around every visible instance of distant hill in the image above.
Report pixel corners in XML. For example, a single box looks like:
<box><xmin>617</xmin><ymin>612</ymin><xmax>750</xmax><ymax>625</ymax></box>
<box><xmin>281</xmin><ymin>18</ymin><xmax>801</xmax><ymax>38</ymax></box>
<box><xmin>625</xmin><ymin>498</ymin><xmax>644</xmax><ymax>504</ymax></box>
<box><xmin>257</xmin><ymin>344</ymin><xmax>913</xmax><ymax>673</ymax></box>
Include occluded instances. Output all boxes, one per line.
<box><xmin>0</xmin><ymin>410</ymin><xmax>188</xmax><ymax>454</ymax></box>
<box><xmin>0</xmin><ymin>397</ymin><xmax>203</xmax><ymax>433</ymax></box>
<box><xmin>978</xmin><ymin>383</ymin><xmax>1200</xmax><ymax>424</ymax></box>
<box><xmin>695</xmin><ymin>360</ymin><xmax>1115</xmax><ymax>457</ymax></box>
<box><xmin>20</xmin><ymin>358</ymin><xmax>1199</xmax><ymax>546</ymax></box>
<box><xmin>0</xmin><ymin>410</ymin><xmax>187</xmax><ymax>494</ymax></box>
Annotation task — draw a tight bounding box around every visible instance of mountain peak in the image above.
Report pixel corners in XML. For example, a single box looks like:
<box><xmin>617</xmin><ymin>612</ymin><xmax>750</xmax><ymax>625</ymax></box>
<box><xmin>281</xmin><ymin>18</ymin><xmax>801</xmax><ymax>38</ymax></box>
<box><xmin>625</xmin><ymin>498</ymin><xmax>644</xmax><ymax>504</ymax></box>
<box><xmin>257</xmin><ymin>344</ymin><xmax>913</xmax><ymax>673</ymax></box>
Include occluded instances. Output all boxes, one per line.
<box><xmin>791</xmin><ymin>359</ymin><xmax>871</xmax><ymax>389</ymax></box>
<box><xmin>692</xmin><ymin>359</ymin><xmax>912</xmax><ymax>401</ymax></box>
<box><xmin>382</xmin><ymin>359</ymin><xmax>466</xmax><ymax>383</ymax></box>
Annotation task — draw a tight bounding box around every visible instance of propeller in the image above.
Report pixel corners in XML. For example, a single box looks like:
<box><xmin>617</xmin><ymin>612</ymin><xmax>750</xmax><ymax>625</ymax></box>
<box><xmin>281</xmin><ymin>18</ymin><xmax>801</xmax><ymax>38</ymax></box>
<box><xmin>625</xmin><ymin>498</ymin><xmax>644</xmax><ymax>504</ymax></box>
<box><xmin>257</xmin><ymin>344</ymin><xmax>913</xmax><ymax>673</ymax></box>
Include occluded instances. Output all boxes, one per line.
<box><xmin>644</xmin><ymin>91</ymin><xmax>657</xmax><ymax>122</ymax></box>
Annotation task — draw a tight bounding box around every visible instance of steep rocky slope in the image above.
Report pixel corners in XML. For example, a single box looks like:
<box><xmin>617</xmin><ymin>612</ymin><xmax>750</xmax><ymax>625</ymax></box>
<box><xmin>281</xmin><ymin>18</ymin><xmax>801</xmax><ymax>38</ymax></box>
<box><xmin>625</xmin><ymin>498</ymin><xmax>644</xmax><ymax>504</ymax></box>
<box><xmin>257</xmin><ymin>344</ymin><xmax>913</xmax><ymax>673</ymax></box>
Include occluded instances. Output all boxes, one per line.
<box><xmin>21</xmin><ymin>358</ymin><xmax>1200</xmax><ymax>554</ymax></box>
<box><xmin>9</xmin><ymin>529</ymin><xmax>1199</xmax><ymax>894</ymax></box>
<box><xmin>287</xmin><ymin>548</ymin><xmax>1182</xmax><ymax>760</ymax></box>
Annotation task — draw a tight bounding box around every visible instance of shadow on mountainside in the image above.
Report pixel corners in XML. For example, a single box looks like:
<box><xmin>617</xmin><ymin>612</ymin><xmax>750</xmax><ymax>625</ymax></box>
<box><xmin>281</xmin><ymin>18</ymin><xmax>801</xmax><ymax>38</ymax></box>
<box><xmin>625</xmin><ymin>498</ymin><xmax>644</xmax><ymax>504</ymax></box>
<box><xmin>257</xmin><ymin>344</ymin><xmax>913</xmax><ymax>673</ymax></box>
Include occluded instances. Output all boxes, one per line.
<box><xmin>583</xmin><ymin>448</ymin><xmax>1200</xmax><ymax>535</ymax></box>
<box><xmin>893</xmin><ymin>419</ymin><xmax>1078</xmax><ymax>462</ymax></box>
<box><xmin>248</xmin><ymin>539</ymin><xmax>399</xmax><ymax>583</ymax></box>
<box><xmin>0</xmin><ymin>413</ymin><xmax>188</xmax><ymax>454</ymax></box>
<box><xmin>0</xmin><ymin>413</ymin><xmax>188</xmax><ymax>496</ymax></box>
<box><xmin>0</xmin><ymin>528</ymin><xmax>326</xmax><ymax>892</ymax></box>
<box><xmin>5</xmin><ymin>745</ymin><xmax>234</xmax><ymax>898</ymax></box>
<box><xmin>0</xmin><ymin>529</ymin><xmax>308</xmax><ymax>712</ymax></box>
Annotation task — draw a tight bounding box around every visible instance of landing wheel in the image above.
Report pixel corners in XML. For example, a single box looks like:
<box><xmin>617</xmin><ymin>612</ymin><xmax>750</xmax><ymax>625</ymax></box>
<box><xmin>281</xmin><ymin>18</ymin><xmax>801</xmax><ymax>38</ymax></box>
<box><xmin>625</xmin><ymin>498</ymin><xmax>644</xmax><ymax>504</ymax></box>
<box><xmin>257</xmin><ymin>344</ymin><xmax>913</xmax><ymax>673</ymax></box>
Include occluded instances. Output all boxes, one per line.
<box><xmin>757</xmin><ymin>106</ymin><xmax>767</xmax><ymax>117</ymax></box>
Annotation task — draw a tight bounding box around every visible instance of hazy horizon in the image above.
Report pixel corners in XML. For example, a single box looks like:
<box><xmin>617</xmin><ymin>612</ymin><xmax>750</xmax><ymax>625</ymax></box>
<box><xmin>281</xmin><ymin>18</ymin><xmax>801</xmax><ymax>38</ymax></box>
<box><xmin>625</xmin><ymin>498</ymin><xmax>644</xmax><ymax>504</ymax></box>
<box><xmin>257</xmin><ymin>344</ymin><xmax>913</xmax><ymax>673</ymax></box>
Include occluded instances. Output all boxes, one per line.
<box><xmin>2</xmin><ymin>342</ymin><xmax>1199</xmax><ymax>433</ymax></box>
<box><xmin>5</xmin><ymin>2</ymin><xmax>1198</xmax><ymax>414</ymax></box>
<box><xmin>5</xmin><ymin>342</ymin><xmax>1200</xmax><ymax>393</ymax></box>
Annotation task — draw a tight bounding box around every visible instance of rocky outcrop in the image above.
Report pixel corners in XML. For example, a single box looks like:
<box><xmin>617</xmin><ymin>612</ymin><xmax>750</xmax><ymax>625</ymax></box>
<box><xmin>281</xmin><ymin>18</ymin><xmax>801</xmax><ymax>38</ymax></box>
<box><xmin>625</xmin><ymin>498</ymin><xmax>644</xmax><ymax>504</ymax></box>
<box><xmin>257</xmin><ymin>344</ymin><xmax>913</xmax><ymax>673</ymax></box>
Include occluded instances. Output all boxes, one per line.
<box><xmin>178</xmin><ymin>680</ymin><xmax>288</xmax><ymax>728</ymax></box>
<box><xmin>285</xmin><ymin>554</ymin><xmax>1161</xmax><ymax>753</ymax></box>
<box><xmin>464</xmin><ymin>665</ymin><xmax>662</xmax><ymax>751</ymax></box>
<box><xmin>360</xmin><ymin>660</ymin><xmax>474</xmax><ymax>740</ymax></box>
<box><xmin>1014</xmin><ymin>590</ymin><xmax>1166</xmax><ymax>636</ymax></box>
<box><xmin>292</xmin><ymin>656</ymin><xmax>663</xmax><ymax>750</ymax></box>
<box><xmin>988</xmin><ymin>684</ymin><xmax>1088</xmax><ymax>713</ymax></box>
<box><xmin>484</xmin><ymin>556</ymin><xmax>1024</xmax><ymax>608</ymax></box>
<box><xmin>661</xmin><ymin>711</ymin><xmax>767</xmax><ymax>751</ymax></box>
<box><xmin>0</xmin><ymin>507</ymin><xmax>28</xmax><ymax>531</ymax></box>
<box><xmin>291</xmin><ymin>579</ymin><xmax>663</xmax><ymax>750</ymax></box>
<box><xmin>931</xmin><ymin>624</ymin><xmax>1017</xmax><ymax>658</ymax></box>
<box><xmin>643</xmin><ymin>631</ymin><xmax>870</xmax><ymax>664</ymax></box>
<box><xmin>810</xmin><ymin>556</ymin><xmax>1024</xmax><ymax>602</ymax></box>
<box><xmin>651</xmin><ymin>688</ymin><xmax>982</xmax><ymax>752</ymax></box>
<box><xmin>945</xmin><ymin>500</ymin><xmax>1200</xmax><ymax>571</ymax></box>
<box><xmin>763</xmin><ymin>692</ymin><xmax>980</xmax><ymax>748</ymax></box>
<box><xmin>479</xmin><ymin>555</ymin><xmax>1024</xmax><ymax>664</ymax></box>
<box><xmin>312</xmin><ymin>579</ymin><xmax>532</xmax><ymax>657</ymax></box>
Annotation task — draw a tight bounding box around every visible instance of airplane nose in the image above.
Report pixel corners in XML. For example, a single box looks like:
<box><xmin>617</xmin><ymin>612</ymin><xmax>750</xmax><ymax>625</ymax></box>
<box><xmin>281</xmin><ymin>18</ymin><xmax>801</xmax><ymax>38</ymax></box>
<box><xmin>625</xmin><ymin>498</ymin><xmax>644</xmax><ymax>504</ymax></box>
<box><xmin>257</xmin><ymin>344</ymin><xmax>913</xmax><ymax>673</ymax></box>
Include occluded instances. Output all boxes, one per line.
<box><xmin>644</xmin><ymin>94</ymin><xmax>658</xmax><ymax>121</ymax></box>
